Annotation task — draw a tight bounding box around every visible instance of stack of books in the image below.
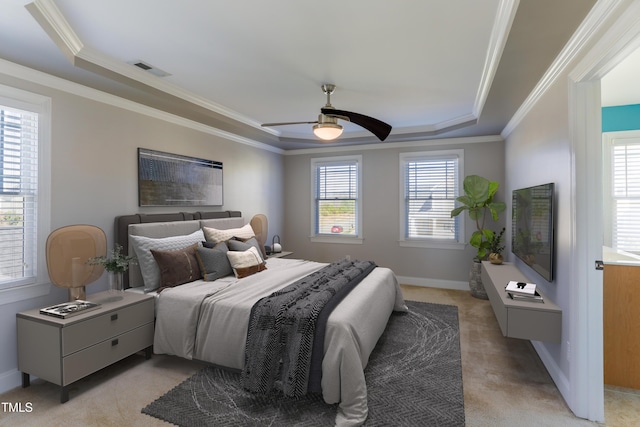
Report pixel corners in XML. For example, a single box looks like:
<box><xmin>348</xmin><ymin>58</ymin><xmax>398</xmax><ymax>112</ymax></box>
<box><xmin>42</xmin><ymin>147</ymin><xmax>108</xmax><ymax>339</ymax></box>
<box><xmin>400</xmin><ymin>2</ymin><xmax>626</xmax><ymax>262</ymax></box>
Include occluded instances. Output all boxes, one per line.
<box><xmin>505</xmin><ymin>281</ymin><xmax>544</xmax><ymax>303</ymax></box>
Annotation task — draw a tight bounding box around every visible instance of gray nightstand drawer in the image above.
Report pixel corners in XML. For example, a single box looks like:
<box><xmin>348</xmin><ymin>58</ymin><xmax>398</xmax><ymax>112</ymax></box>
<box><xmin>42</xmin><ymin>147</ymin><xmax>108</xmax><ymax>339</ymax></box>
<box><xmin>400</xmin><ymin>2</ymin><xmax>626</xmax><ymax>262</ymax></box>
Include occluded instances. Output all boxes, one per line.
<box><xmin>63</xmin><ymin>322</ymin><xmax>154</xmax><ymax>385</ymax></box>
<box><xmin>62</xmin><ymin>298</ymin><xmax>154</xmax><ymax>356</ymax></box>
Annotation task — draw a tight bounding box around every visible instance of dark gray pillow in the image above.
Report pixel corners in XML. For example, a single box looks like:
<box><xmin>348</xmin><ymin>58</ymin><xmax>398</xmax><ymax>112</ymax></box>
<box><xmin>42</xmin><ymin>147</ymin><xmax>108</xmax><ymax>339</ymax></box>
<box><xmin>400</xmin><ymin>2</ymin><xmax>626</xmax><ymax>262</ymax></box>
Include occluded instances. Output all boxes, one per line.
<box><xmin>195</xmin><ymin>242</ymin><xmax>233</xmax><ymax>281</ymax></box>
<box><xmin>227</xmin><ymin>237</ymin><xmax>263</xmax><ymax>260</ymax></box>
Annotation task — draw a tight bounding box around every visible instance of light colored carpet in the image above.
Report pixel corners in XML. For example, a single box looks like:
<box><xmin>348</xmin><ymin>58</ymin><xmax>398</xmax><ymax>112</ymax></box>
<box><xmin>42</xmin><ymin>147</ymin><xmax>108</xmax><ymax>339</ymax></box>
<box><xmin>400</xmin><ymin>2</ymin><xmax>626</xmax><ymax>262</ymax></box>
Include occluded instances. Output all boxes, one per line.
<box><xmin>0</xmin><ymin>285</ymin><xmax>635</xmax><ymax>426</ymax></box>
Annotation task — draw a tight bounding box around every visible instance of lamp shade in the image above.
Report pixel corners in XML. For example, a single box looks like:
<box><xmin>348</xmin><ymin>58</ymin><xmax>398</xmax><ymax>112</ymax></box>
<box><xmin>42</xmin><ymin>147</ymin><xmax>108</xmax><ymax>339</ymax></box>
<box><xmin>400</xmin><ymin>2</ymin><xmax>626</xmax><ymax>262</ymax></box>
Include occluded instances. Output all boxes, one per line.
<box><xmin>46</xmin><ymin>225</ymin><xmax>107</xmax><ymax>300</ymax></box>
<box><xmin>313</xmin><ymin>123</ymin><xmax>343</xmax><ymax>140</ymax></box>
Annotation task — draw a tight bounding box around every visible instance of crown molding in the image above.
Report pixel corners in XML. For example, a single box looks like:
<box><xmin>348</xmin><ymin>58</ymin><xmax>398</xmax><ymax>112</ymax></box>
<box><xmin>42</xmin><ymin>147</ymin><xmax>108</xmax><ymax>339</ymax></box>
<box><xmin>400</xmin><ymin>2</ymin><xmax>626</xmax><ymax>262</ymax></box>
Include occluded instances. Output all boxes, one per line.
<box><xmin>283</xmin><ymin>134</ymin><xmax>503</xmax><ymax>156</ymax></box>
<box><xmin>473</xmin><ymin>0</ymin><xmax>519</xmax><ymax>118</ymax></box>
<box><xmin>25</xmin><ymin>0</ymin><xmax>83</xmax><ymax>59</ymax></box>
<box><xmin>569</xmin><ymin>0</ymin><xmax>640</xmax><ymax>82</ymax></box>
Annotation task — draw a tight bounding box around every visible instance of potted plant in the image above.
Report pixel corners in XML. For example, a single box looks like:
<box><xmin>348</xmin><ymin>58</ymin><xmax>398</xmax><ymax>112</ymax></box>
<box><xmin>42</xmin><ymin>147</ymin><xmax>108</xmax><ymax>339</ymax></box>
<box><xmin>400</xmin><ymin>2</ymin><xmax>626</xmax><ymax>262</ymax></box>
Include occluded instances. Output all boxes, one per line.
<box><xmin>488</xmin><ymin>227</ymin><xmax>505</xmax><ymax>265</ymax></box>
<box><xmin>87</xmin><ymin>244</ymin><xmax>137</xmax><ymax>292</ymax></box>
<box><xmin>450</xmin><ymin>175</ymin><xmax>506</xmax><ymax>298</ymax></box>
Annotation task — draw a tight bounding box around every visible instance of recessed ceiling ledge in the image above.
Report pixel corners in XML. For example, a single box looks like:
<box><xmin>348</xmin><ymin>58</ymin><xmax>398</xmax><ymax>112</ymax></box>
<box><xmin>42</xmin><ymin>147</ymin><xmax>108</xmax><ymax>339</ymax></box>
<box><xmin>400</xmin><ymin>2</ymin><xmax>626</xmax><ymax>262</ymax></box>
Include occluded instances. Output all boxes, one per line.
<box><xmin>26</xmin><ymin>0</ymin><xmax>83</xmax><ymax>62</ymax></box>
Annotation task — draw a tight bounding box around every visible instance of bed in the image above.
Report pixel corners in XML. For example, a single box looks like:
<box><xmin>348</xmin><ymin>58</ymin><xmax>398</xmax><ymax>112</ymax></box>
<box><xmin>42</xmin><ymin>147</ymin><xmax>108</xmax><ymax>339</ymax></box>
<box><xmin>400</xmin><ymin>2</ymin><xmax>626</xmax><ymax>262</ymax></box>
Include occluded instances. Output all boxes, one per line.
<box><xmin>115</xmin><ymin>211</ymin><xmax>407</xmax><ymax>426</ymax></box>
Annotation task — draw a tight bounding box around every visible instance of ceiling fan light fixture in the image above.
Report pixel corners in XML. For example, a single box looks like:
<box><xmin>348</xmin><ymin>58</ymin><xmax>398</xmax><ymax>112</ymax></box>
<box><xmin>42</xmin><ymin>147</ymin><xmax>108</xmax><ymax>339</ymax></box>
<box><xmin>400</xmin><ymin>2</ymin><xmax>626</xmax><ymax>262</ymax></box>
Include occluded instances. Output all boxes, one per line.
<box><xmin>313</xmin><ymin>122</ymin><xmax>343</xmax><ymax>140</ymax></box>
<box><xmin>260</xmin><ymin>85</ymin><xmax>391</xmax><ymax>142</ymax></box>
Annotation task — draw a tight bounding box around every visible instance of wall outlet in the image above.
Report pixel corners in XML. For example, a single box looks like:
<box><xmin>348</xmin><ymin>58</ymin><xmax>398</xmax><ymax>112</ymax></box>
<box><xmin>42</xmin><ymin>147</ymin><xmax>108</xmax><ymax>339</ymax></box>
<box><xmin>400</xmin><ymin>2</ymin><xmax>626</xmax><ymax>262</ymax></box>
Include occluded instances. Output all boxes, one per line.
<box><xmin>566</xmin><ymin>341</ymin><xmax>571</xmax><ymax>361</ymax></box>
<box><xmin>345</xmin><ymin>255</ymin><xmax>351</xmax><ymax>261</ymax></box>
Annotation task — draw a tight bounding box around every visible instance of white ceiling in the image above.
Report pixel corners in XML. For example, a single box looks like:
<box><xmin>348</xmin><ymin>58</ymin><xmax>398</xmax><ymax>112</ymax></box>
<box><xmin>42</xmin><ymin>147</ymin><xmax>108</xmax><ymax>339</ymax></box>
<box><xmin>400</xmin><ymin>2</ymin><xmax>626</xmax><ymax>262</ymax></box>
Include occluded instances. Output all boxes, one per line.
<box><xmin>1</xmin><ymin>0</ymin><xmax>599</xmax><ymax>150</ymax></box>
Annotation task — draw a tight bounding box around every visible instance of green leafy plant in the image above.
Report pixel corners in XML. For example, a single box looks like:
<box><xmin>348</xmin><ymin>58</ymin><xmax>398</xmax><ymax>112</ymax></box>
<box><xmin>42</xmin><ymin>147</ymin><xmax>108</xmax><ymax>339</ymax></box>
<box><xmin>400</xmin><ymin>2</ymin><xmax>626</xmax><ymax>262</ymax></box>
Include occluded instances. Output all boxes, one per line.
<box><xmin>450</xmin><ymin>175</ymin><xmax>506</xmax><ymax>260</ymax></box>
<box><xmin>488</xmin><ymin>227</ymin><xmax>506</xmax><ymax>254</ymax></box>
<box><xmin>87</xmin><ymin>244</ymin><xmax>137</xmax><ymax>273</ymax></box>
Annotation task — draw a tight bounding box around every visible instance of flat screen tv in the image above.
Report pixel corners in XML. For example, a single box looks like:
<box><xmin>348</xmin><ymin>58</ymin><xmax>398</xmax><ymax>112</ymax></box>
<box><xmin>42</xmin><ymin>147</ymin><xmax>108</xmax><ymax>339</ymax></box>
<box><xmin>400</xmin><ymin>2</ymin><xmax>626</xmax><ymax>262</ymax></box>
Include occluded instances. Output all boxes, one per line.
<box><xmin>511</xmin><ymin>183</ymin><xmax>555</xmax><ymax>282</ymax></box>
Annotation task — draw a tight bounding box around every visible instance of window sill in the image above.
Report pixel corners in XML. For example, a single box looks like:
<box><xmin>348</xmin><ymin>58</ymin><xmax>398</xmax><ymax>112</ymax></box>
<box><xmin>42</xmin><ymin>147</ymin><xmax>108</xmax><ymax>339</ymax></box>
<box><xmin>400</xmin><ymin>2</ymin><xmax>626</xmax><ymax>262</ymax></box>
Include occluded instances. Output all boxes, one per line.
<box><xmin>310</xmin><ymin>235</ymin><xmax>364</xmax><ymax>245</ymax></box>
<box><xmin>398</xmin><ymin>239</ymin><xmax>466</xmax><ymax>250</ymax></box>
<box><xmin>0</xmin><ymin>282</ymin><xmax>52</xmax><ymax>306</ymax></box>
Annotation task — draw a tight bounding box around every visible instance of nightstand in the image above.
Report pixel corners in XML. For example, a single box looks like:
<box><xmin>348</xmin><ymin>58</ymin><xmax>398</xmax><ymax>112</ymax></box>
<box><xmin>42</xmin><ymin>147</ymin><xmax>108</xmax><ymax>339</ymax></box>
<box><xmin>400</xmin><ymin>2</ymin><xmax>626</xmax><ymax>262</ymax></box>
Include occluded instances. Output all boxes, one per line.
<box><xmin>267</xmin><ymin>251</ymin><xmax>293</xmax><ymax>258</ymax></box>
<box><xmin>17</xmin><ymin>291</ymin><xmax>154</xmax><ymax>403</ymax></box>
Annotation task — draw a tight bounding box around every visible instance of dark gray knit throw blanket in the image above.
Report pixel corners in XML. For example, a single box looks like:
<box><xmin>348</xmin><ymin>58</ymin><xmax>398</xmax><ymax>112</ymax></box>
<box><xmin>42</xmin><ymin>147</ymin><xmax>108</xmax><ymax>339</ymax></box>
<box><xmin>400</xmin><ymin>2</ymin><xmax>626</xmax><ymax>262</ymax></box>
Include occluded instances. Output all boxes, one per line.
<box><xmin>242</xmin><ymin>258</ymin><xmax>377</xmax><ymax>398</ymax></box>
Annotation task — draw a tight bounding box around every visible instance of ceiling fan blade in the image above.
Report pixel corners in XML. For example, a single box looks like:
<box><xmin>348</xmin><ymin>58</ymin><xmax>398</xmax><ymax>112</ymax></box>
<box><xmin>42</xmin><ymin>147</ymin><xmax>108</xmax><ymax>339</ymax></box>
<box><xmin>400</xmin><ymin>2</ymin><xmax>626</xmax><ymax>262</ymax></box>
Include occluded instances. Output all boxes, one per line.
<box><xmin>321</xmin><ymin>108</ymin><xmax>392</xmax><ymax>141</ymax></box>
<box><xmin>262</xmin><ymin>120</ymin><xmax>318</xmax><ymax>127</ymax></box>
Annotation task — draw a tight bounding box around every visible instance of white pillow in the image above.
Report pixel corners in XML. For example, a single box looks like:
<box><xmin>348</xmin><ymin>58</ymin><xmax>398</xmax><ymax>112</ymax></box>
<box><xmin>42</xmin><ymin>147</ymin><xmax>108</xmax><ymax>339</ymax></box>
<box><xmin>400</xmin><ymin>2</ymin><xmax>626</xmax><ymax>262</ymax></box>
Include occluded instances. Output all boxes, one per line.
<box><xmin>203</xmin><ymin>223</ymin><xmax>255</xmax><ymax>243</ymax></box>
<box><xmin>130</xmin><ymin>229</ymin><xmax>205</xmax><ymax>292</ymax></box>
<box><xmin>226</xmin><ymin>247</ymin><xmax>266</xmax><ymax>279</ymax></box>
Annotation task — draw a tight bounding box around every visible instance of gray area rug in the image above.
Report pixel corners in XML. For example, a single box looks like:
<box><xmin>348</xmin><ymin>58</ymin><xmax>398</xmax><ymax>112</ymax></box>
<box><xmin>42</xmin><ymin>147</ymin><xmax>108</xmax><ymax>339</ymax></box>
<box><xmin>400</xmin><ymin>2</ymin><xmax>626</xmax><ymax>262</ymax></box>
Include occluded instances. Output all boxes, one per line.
<box><xmin>142</xmin><ymin>301</ymin><xmax>464</xmax><ymax>426</ymax></box>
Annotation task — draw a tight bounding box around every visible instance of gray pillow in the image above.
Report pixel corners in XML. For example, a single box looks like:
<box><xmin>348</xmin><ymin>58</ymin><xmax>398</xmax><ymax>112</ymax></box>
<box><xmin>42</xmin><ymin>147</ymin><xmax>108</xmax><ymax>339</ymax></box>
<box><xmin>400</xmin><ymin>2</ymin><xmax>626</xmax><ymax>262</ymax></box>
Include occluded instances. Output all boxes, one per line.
<box><xmin>130</xmin><ymin>229</ymin><xmax>205</xmax><ymax>292</ymax></box>
<box><xmin>195</xmin><ymin>242</ymin><xmax>233</xmax><ymax>281</ymax></box>
<box><xmin>227</xmin><ymin>237</ymin><xmax>263</xmax><ymax>260</ymax></box>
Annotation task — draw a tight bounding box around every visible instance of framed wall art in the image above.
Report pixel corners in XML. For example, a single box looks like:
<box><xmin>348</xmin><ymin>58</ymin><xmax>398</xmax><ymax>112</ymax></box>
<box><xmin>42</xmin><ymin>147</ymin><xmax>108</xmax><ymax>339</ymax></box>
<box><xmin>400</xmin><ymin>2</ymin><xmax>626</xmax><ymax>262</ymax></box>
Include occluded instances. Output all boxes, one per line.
<box><xmin>138</xmin><ymin>148</ymin><xmax>223</xmax><ymax>207</ymax></box>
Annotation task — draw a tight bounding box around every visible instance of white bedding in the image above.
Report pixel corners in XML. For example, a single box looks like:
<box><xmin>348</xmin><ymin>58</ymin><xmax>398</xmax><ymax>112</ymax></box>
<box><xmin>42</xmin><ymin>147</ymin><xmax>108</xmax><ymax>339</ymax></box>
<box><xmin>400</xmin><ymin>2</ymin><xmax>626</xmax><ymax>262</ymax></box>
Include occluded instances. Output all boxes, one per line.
<box><xmin>153</xmin><ymin>257</ymin><xmax>407</xmax><ymax>426</ymax></box>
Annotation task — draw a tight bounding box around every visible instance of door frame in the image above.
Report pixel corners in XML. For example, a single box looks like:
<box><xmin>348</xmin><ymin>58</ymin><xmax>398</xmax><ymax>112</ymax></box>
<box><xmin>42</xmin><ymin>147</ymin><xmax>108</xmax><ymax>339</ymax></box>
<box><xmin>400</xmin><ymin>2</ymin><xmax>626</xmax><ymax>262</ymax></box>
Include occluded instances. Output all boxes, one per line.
<box><xmin>568</xmin><ymin>0</ymin><xmax>640</xmax><ymax>420</ymax></box>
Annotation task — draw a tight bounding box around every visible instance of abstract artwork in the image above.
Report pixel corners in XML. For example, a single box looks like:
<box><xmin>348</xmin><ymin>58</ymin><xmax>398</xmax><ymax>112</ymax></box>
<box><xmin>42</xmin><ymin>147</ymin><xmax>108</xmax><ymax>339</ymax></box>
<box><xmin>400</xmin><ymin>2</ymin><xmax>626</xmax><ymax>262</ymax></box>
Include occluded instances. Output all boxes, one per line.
<box><xmin>138</xmin><ymin>148</ymin><xmax>223</xmax><ymax>206</ymax></box>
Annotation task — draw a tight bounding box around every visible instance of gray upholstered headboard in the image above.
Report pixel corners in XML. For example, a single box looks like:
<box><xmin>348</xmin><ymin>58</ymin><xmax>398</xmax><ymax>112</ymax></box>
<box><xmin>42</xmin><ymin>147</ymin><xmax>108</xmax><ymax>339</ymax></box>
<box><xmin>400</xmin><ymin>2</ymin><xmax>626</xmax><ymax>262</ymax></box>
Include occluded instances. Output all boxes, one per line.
<box><xmin>114</xmin><ymin>211</ymin><xmax>246</xmax><ymax>289</ymax></box>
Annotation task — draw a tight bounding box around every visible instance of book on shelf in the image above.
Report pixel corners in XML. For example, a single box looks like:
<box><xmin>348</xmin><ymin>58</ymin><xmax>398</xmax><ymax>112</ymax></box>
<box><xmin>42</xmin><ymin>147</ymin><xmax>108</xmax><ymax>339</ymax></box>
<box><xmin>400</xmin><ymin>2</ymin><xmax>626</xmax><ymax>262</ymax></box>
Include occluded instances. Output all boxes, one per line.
<box><xmin>508</xmin><ymin>291</ymin><xmax>544</xmax><ymax>303</ymax></box>
<box><xmin>505</xmin><ymin>280</ymin><xmax>537</xmax><ymax>296</ymax></box>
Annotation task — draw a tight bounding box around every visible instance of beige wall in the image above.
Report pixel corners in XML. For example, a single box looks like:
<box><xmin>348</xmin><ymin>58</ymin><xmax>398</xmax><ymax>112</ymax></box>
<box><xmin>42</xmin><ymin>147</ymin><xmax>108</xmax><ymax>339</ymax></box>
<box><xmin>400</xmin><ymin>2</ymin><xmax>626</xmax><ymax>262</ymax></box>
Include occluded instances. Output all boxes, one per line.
<box><xmin>0</xmin><ymin>68</ymin><xmax>284</xmax><ymax>391</ymax></box>
<box><xmin>283</xmin><ymin>137</ymin><xmax>506</xmax><ymax>285</ymax></box>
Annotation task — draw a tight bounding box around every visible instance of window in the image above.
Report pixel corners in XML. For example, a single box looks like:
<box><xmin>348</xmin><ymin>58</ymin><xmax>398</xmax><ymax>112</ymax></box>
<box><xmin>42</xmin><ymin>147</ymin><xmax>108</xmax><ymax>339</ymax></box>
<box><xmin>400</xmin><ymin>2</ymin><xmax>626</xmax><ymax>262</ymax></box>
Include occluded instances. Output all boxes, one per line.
<box><xmin>311</xmin><ymin>155</ymin><xmax>362</xmax><ymax>243</ymax></box>
<box><xmin>399</xmin><ymin>150</ymin><xmax>464</xmax><ymax>248</ymax></box>
<box><xmin>604</xmin><ymin>133</ymin><xmax>640</xmax><ymax>254</ymax></box>
<box><xmin>0</xmin><ymin>85</ymin><xmax>50</xmax><ymax>302</ymax></box>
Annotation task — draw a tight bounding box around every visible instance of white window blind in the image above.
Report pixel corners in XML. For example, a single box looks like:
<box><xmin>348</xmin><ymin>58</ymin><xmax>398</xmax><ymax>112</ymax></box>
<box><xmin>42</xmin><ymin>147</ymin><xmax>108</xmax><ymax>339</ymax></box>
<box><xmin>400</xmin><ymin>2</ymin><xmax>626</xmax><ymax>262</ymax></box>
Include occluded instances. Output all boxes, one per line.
<box><xmin>312</xmin><ymin>157</ymin><xmax>360</xmax><ymax>237</ymax></box>
<box><xmin>611</xmin><ymin>140</ymin><xmax>640</xmax><ymax>254</ymax></box>
<box><xmin>402</xmin><ymin>152</ymin><xmax>460</xmax><ymax>241</ymax></box>
<box><xmin>0</xmin><ymin>105</ymin><xmax>38</xmax><ymax>286</ymax></box>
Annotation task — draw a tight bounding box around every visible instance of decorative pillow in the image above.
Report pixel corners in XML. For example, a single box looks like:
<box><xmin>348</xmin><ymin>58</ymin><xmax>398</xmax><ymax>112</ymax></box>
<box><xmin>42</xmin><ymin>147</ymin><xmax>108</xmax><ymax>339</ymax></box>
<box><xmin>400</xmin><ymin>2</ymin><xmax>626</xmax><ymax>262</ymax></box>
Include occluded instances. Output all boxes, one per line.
<box><xmin>226</xmin><ymin>247</ymin><xmax>267</xmax><ymax>279</ymax></box>
<box><xmin>227</xmin><ymin>237</ymin><xmax>263</xmax><ymax>259</ymax></box>
<box><xmin>203</xmin><ymin>223</ymin><xmax>255</xmax><ymax>243</ymax></box>
<box><xmin>130</xmin><ymin>229</ymin><xmax>205</xmax><ymax>292</ymax></box>
<box><xmin>151</xmin><ymin>244</ymin><xmax>202</xmax><ymax>288</ymax></box>
<box><xmin>195</xmin><ymin>242</ymin><xmax>233</xmax><ymax>281</ymax></box>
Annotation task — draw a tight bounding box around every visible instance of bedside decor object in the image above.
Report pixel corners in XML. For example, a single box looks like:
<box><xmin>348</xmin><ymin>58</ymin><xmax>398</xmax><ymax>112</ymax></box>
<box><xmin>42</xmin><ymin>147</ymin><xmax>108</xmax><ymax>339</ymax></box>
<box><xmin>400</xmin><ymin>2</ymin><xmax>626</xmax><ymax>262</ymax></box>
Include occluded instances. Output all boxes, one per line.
<box><xmin>87</xmin><ymin>244</ymin><xmax>137</xmax><ymax>292</ymax></box>
<box><xmin>39</xmin><ymin>300</ymin><xmax>101</xmax><ymax>318</ymax></box>
<box><xmin>488</xmin><ymin>227</ymin><xmax>505</xmax><ymax>265</ymax></box>
<box><xmin>271</xmin><ymin>235</ymin><xmax>282</xmax><ymax>253</ymax></box>
<box><xmin>46</xmin><ymin>225</ymin><xmax>107</xmax><ymax>301</ymax></box>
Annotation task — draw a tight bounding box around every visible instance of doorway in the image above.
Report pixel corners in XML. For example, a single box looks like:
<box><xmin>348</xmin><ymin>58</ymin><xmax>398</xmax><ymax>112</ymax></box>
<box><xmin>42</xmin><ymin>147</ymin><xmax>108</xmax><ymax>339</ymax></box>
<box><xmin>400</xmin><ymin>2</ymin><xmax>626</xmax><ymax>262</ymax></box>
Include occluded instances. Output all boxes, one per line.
<box><xmin>569</xmin><ymin>0</ymin><xmax>640</xmax><ymax>421</ymax></box>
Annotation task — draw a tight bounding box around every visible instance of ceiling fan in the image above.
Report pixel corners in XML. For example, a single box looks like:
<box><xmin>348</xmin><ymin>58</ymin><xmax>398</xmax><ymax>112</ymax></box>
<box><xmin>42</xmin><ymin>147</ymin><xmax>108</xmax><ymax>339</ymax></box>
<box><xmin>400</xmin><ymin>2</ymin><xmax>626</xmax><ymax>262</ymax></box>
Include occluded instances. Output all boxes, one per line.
<box><xmin>261</xmin><ymin>84</ymin><xmax>392</xmax><ymax>142</ymax></box>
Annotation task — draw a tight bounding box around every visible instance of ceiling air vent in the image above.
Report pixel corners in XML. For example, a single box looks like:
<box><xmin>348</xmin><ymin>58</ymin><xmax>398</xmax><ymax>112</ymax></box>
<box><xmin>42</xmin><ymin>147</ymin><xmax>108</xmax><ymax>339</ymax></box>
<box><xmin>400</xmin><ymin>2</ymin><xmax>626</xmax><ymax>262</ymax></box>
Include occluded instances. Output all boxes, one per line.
<box><xmin>127</xmin><ymin>60</ymin><xmax>171</xmax><ymax>77</ymax></box>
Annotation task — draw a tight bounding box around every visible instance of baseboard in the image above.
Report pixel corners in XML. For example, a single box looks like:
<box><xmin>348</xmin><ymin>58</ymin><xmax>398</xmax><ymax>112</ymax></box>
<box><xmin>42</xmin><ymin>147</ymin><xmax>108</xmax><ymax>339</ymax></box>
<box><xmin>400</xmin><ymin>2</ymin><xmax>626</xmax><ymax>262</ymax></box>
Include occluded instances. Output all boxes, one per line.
<box><xmin>396</xmin><ymin>276</ymin><xmax>469</xmax><ymax>291</ymax></box>
<box><xmin>0</xmin><ymin>368</ymin><xmax>23</xmax><ymax>395</ymax></box>
<box><xmin>531</xmin><ymin>341</ymin><xmax>571</xmax><ymax>409</ymax></box>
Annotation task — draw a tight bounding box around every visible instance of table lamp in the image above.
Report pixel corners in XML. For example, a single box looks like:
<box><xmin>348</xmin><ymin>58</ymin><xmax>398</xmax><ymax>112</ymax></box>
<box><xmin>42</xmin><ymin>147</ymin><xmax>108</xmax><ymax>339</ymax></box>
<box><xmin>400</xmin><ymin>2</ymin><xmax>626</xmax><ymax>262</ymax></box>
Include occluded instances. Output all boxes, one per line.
<box><xmin>46</xmin><ymin>225</ymin><xmax>107</xmax><ymax>301</ymax></box>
